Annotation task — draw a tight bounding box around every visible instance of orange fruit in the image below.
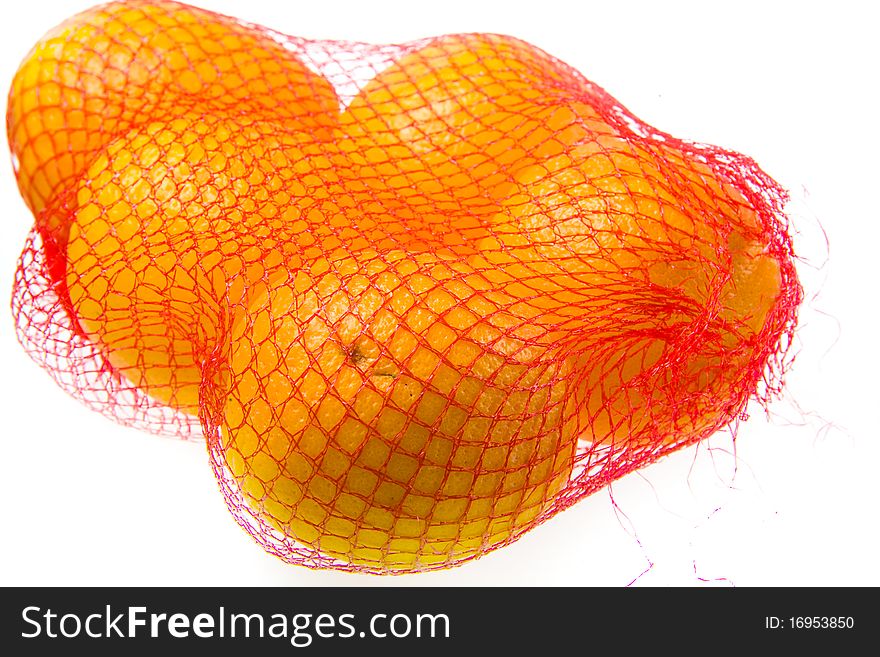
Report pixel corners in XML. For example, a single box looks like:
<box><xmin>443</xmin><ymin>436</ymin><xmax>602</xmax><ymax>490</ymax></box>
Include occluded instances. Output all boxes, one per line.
<box><xmin>65</xmin><ymin>113</ymin><xmax>334</xmax><ymax>413</ymax></box>
<box><xmin>481</xmin><ymin>142</ymin><xmax>783</xmax><ymax>449</ymax></box>
<box><xmin>220</xmin><ymin>250</ymin><xmax>579</xmax><ymax>570</ymax></box>
<box><xmin>8</xmin><ymin>0</ymin><xmax>337</xmax><ymax>246</ymax></box>
<box><xmin>340</xmin><ymin>34</ymin><xmax>611</xmax><ymax>196</ymax></box>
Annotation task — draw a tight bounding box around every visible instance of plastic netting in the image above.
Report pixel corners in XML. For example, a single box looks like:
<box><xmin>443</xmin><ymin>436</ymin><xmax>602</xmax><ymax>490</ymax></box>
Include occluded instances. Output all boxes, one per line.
<box><xmin>8</xmin><ymin>0</ymin><xmax>802</xmax><ymax>573</ymax></box>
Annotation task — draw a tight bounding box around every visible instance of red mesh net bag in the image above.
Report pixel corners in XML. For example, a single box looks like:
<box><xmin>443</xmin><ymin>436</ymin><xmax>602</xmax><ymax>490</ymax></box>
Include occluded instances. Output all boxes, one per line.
<box><xmin>8</xmin><ymin>0</ymin><xmax>802</xmax><ymax>572</ymax></box>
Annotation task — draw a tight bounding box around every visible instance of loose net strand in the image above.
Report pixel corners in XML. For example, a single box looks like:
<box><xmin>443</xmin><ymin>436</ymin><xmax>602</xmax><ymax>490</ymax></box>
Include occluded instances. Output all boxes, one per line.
<box><xmin>8</xmin><ymin>0</ymin><xmax>802</xmax><ymax>573</ymax></box>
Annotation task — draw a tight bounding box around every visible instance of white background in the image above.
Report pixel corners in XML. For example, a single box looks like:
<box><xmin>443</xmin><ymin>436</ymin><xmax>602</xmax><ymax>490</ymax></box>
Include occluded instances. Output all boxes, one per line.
<box><xmin>1</xmin><ymin>0</ymin><xmax>877</xmax><ymax>586</ymax></box>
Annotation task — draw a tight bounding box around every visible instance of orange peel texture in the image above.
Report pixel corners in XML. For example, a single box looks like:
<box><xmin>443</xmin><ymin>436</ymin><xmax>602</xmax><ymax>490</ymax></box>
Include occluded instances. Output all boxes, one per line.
<box><xmin>8</xmin><ymin>0</ymin><xmax>802</xmax><ymax>573</ymax></box>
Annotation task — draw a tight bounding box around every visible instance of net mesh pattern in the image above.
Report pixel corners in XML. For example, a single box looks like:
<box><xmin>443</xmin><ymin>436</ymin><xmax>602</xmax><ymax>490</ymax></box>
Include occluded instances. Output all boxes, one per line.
<box><xmin>8</xmin><ymin>0</ymin><xmax>802</xmax><ymax>573</ymax></box>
